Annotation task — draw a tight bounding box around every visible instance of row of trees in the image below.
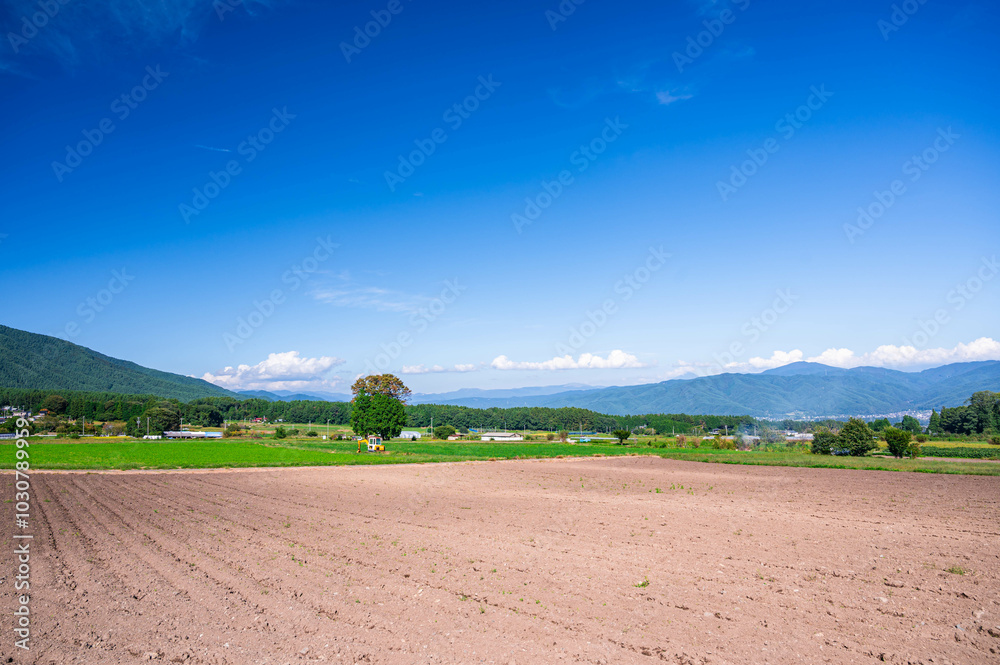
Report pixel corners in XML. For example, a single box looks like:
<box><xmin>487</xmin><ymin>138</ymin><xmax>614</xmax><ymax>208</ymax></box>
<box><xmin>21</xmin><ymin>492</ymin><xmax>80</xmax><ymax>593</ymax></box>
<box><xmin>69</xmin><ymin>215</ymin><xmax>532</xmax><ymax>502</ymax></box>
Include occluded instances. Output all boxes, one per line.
<box><xmin>811</xmin><ymin>419</ymin><xmax>919</xmax><ymax>458</ymax></box>
<box><xmin>928</xmin><ymin>391</ymin><xmax>1000</xmax><ymax>435</ymax></box>
<box><xmin>5</xmin><ymin>384</ymin><xmax>997</xmax><ymax>441</ymax></box>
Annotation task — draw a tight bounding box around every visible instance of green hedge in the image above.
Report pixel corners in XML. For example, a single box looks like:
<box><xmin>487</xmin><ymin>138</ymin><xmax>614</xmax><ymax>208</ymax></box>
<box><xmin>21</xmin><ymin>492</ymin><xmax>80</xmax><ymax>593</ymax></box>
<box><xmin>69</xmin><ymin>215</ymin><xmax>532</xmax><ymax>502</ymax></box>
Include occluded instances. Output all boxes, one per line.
<box><xmin>919</xmin><ymin>446</ymin><xmax>1000</xmax><ymax>459</ymax></box>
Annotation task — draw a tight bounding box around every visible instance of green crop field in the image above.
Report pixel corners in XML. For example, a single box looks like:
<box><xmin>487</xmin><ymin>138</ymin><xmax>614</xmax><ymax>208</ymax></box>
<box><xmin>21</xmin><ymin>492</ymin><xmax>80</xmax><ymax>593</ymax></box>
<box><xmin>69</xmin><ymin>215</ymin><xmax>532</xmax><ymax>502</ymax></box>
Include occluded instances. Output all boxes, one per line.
<box><xmin>656</xmin><ymin>447</ymin><xmax>1000</xmax><ymax>475</ymax></box>
<box><xmin>7</xmin><ymin>435</ymin><xmax>1000</xmax><ymax>475</ymax></box>
<box><xmin>12</xmin><ymin>437</ymin><xmax>638</xmax><ymax>470</ymax></box>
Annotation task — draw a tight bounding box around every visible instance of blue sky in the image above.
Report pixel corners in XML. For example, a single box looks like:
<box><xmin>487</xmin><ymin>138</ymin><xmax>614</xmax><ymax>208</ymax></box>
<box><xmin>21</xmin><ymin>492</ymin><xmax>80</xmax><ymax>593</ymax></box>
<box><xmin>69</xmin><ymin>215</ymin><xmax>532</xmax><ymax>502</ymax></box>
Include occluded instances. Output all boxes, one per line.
<box><xmin>1</xmin><ymin>0</ymin><xmax>998</xmax><ymax>395</ymax></box>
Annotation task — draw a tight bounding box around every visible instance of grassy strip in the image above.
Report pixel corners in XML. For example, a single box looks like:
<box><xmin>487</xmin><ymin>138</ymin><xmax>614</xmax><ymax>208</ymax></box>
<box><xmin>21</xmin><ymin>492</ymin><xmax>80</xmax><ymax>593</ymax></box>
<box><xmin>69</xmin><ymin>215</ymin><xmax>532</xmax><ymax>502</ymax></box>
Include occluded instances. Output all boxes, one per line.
<box><xmin>656</xmin><ymin>448</ymin><xmax>1000</xmax><ymax>475</ymax></box>
<box><xmin>10</xmin><ymin>438</ymin><xmax>1000</xmax><ymax>475</ymax></box>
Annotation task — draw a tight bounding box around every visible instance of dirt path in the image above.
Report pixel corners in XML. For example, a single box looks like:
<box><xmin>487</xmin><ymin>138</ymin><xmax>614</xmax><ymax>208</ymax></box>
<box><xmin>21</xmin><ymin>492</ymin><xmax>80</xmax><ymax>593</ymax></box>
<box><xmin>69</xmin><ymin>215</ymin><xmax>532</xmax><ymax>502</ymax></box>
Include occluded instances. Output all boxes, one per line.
<box><xmin>2</xmin><ymin>457</ymin><xmax>998</xmax><ymax>664</ymax></box>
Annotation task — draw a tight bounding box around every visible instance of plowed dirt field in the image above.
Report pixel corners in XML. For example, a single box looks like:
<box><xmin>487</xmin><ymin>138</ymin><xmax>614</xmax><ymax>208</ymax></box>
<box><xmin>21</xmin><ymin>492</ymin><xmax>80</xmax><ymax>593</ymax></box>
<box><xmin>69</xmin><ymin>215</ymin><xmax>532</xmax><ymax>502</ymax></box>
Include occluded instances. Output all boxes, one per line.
<box><xmin>3</xmin><ymin>456</ymin><xmax>998</xmax><ymax>664</ymax></box>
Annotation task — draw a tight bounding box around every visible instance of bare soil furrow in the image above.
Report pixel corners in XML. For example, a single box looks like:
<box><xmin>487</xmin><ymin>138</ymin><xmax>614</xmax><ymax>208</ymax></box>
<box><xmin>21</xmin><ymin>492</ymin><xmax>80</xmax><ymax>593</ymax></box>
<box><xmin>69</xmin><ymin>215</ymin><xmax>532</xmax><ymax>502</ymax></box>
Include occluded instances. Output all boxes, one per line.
<box><xmin>7</xmin><ymin>457</ymin><xmax>998</xmax><ymax>664</ymax></box>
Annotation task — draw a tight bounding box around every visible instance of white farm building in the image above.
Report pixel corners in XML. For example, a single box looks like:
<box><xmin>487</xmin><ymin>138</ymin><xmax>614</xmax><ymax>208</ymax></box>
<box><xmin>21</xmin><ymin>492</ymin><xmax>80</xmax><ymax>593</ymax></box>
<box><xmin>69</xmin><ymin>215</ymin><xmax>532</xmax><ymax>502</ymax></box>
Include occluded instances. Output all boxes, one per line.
<box><xmin>479</xmin><ymin>432</ymin><xmax>524</xmax><ymax>442</ymax></box>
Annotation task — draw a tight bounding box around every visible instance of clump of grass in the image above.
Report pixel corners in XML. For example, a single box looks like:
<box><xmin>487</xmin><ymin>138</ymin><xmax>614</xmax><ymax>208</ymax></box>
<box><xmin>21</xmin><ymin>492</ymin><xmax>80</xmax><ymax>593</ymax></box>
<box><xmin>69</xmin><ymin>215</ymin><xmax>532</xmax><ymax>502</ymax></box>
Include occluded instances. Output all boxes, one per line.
<box><xmin>634</xmin><ymin>577</ymin><xmax>650</xmax><ymax>588</ymax></box>
<box><xmin>945</xmin><ymin>565</ymin><xmax>967</xmax><ymax>575</ymax></box>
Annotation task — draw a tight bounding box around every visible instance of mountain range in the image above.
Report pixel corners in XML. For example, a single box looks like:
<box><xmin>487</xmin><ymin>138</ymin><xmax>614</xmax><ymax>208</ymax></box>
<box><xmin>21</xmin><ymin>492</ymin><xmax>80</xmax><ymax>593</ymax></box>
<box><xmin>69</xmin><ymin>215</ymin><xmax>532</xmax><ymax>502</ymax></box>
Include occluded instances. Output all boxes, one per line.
<box><xmin>236</xmin><ymin>389</ymin><xmax>353</xmax><ymax>402</ymax></box>
<box><xmin>1</xmin><ymin>324</ymin><xmax>997</xmax><ymax>417</ymax></box>
<box><xmin>0</xmin><ymin>325</ymin><xmax>236</xmax><ymax>402</ymax></box>
<box><xmin>425</xmin><ymin>361</ymin><xmax>1000</xmax><ymax>417</ymax></box>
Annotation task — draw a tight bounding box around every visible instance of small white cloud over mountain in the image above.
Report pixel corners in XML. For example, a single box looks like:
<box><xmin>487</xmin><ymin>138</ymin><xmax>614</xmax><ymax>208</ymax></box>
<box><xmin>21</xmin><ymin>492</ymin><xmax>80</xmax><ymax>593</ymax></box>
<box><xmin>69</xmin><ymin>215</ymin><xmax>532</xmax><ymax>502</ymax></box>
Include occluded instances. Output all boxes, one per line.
<box><xmin>716</xmin><ymin>337</ymin><xmax>1000</xmax><ymax>373</ymax></box>
<box><xmin>491</xmin><ymin>350</ymin><xmax>648</xmax><ymax>371</ymax></box>
<box><xmin>401</xmin><ymin>364</ymin><xmax>478</xmax><ymax>374</ymax></box>
<box><xmin>202</xmin><ymin>351</ymin><xmax>344</xmax><ymax>391</ymax></box>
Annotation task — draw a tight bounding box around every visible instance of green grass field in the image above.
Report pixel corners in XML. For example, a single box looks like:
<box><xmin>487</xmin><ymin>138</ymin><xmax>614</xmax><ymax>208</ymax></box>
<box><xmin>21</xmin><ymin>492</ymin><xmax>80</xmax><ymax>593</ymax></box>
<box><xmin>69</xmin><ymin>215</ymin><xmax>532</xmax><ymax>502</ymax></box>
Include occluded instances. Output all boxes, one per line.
<box><xmin>13</xmin><ymin>437</ymin><xmax>638</xmax><ymax>470</ymax></box>
<box><xmin>656</xmin><ymin>447</ymin><xmax>1000</xmax><ymax>475</ymax></box>
<box><xmin>7</xmin><ymin>435</ymin><xmax>1000</xmax><ymax>475</ymax></box>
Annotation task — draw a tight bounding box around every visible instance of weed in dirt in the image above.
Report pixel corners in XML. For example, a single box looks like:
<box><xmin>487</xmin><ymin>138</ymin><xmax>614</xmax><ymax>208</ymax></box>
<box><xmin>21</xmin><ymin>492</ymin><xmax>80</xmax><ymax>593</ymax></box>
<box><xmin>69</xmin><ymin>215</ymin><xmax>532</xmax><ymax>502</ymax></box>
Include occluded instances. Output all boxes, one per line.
<box><xmin>945</xmin><ymin>566</ymin><xmax>967</xmax><ymax>575</ymax></box>
<box><xmin>634</xmin><ymin>577</ymin><xmax>650</xmax><ymax>588</ymax></box>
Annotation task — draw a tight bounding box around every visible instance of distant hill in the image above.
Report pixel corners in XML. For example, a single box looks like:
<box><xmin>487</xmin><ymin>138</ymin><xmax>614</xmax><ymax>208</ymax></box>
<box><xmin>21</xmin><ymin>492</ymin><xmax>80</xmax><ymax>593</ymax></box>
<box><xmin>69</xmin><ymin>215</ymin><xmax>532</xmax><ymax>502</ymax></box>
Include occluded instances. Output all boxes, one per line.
<box><xmin>0</xmin><ymin>325</ymin><xmax>238</xmax><ymax>402</ymax></box>
<box><xmin>409</xmin><ymin>383</ymin><xmax>602</xmax><ymax>407</ymax></box>
<box><xmin>5</xmin><ymin>322</ymin><xmax>997</xmax><ymax>417</ymax></box>
<box><xmin>237</xmin><ymin>389</ymin><xmax>352</xmax><ymax>402</ymax></box>
<box><xmin>429</xmin><ymin>361</ymin><xmax>1000</xmax><ymax>417</ymax></box>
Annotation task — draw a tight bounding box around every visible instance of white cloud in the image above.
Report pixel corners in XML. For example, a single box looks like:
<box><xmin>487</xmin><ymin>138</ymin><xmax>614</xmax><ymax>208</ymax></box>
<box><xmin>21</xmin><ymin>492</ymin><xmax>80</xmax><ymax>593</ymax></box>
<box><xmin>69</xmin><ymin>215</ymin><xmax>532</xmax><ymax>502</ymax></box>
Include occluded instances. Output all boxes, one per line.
<box><xmin>656</xmin><ymin>90</ymin><xmax>693</xmax><ymax>105</ymax></box>
<box><xmin>806</xmin><ymin>347</ymin><xmax>858</xmax><ymax>367</ymax></box>
<box><xmin>745</xmin><ymin>349</ymin><xmax>805</xmax><ymax>370</ymax></box>
<box><xmin>311</xmin><ymin>271</ymin><xmax>454</xmax><ymax>315</ymax></box>
<box><xmin>806</xmin><ymin>337</ymin><xmax>1000</xmax><ymax>369</ymax></box>
<box><xmin>401</xmin><ymin>364</ymin><xmax>478</xmax><ymax>375</ymax></box>
<box><xmin>662</xmin><ymin>337</ymin><xmax>1000</xmax><ymax>378</ymax></box>
<box><xmin>312</xmin><ymin>285</ymin><xmax>424</xmax><ymax>314</ymax></box>
<box><xmin>202</xmin><ymin>351</ymin><xmax>345</xmax><ymax>391</ymax></box>
<box><xmin>491</xmin><ymin>350</ymin><xmax>649</xmax><ymax>371</ymax></box>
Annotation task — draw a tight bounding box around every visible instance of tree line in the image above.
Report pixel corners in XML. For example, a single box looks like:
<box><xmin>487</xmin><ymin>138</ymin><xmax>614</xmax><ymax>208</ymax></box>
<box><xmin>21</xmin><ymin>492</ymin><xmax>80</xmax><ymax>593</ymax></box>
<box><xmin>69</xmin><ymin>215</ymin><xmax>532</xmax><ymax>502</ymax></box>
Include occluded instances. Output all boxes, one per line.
<box><xmin>928</xmin><ymin>391</ymin><xmax>1000</xmax><ymax>435</ymax></box>
<box><xmin>1</xmin><ymin>387</ymin><xmax>764</xmax><ymax>436</ymax></box>
<box><xmin>4</xmin><ymin>386</ymin><xmax>997</xmax><ymax>439</ymax></box>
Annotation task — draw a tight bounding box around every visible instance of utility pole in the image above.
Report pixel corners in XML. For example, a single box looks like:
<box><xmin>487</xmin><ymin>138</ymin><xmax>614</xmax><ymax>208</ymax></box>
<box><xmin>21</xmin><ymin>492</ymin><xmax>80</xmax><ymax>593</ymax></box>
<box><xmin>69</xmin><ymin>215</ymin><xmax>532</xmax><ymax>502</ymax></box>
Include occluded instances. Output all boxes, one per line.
<box><xmin>327</xmin><ymin>419</ymin><xmax>330</xmax><ymax>439</ymax></box>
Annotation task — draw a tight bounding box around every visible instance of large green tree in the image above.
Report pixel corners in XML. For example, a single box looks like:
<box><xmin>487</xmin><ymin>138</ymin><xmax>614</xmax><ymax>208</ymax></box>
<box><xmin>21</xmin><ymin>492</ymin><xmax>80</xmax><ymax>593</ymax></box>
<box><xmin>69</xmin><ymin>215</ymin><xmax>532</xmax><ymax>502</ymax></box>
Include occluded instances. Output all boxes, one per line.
<box><xmin>40</xmin><ymin>394</ymin><xmax>69</xmax><ymax>415</ymax></box>
<box><xmin>351</xmin><ymin>374</ymin><xmax>412</xmax><ymax>402</ymax></box>
<box><xmin>810</xmin><ymin>429</ymin><xmax>838</xmax><ymax>455</ymax></box>
<box><xmin>927</xmin><ymin>409</ymin><xmax>941</xmax><ymax>435</ymax></box>
<box><xmin>968</xmin><ymin>391</ymin><xmax>1000</xmax><ymax>434</ymax></box>
<box><xmin>839</xmin><ymin>418</ymin><xmax>877</xmax><ymax>456</ymax></box>
<box><xmin>141</xmin><ymin>405</ymin><xmax>181</xmax><ymax>434</ymax></box>
<box><xmin>870</xmin><ymin>418</ymin><xmax>891</xmax><ymax>432</ymax></box>
<box><xmin>898</xmin><ymin>415</ymin><xmax>922</xmax><ymax>435</ymax></box>
<box><xmin>351</xmin><ymin>393</ymin><xmax>406</xmax><ymax>440</ymax></box>
<box><xmin>350</xmin><ymin>374</ymin><xmax>410</xmax><ymax>440</ymax></box>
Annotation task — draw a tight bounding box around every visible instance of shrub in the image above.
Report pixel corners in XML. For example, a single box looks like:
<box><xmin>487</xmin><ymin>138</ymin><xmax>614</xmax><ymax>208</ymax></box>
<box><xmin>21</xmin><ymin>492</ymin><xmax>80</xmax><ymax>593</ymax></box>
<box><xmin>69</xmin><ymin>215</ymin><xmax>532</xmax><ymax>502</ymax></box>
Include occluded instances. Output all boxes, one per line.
<box><xmin>612</xmin><ymin>429</ymin><xmax>631</xmax><ymax>445</ymax></box>
<box><xmin>287</xmin><ymin>429</ymin><xmax>300</xmax><ymax>436</ymax></box>
<box><xmin>811</xmin><ymin>430</ymin><xmax>838</xmax><ymax>455</ymax></box>
<box><xmin>713</xmin><ymin>438</ymin><xmax>736</xmax><ymax>450</ymax></box>
<box><xmin>546</xmin><ymin>433</ymin><xmax>555</xmax><ymax>441</ymax></box>
<box><xmin>335</xmin><ymin>434</ymin><xmax>343</xmax><ymax>441</ymax></box>
<box><xmin>676</xmin><ymin>435</ymin><xmax>687</xmax><ymax>448</ymax></box>
<box><xmin>839</xmin><ymin>418</ymin><xmax>877</xmax><ymax>456</ymax></box>
<box><xmin>907</xmin><ymin>441</ymin><xmax>921</xmax><ymax>458</ymax></box>
<box><xmin>433</xmin><ymin>425</ymin><xmax>456</xmax><ymax>440</ymax></box>
<box><xmin>690</xmin><ymin>437</ymin><xmax>700</xmax><ymax>449</ymax></box>
<box><xmin>306</xmin><ymin>430</ymin><xmax>318</xmax><ymax>437</ymax></box>
<box><xmin>914</xmin><ymin>434</ymin><xmax>928</xmax><ymax>443</ymax></box>
<box><xmin>558</xmin><ymin>430</ymin><xmax>568</xmax><ymax>442</ymax></box>
<box><xmin>990</xmin><ymin>435</ymin><xmax>1000</xmax><ymax>446</ymax></box>
<box><xmin>883</xmin><ymin>427</ymin><xmax>913</xmax><ymax>458</ymax></box>
<box><xmin>273</xmin><ymin>426</ymin><xmax>287</xmax><ymax>440</ymax></box>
